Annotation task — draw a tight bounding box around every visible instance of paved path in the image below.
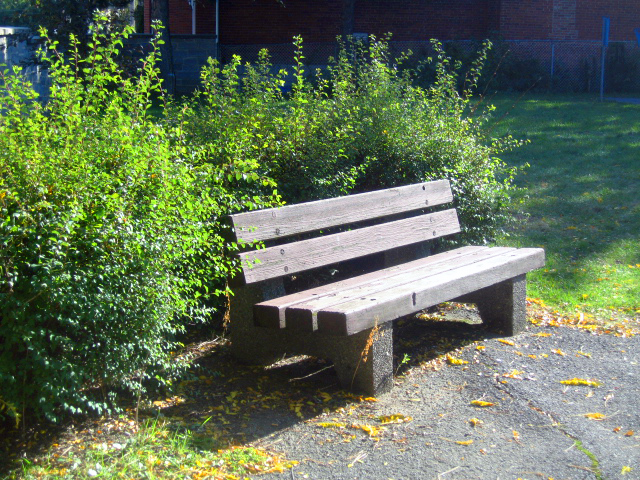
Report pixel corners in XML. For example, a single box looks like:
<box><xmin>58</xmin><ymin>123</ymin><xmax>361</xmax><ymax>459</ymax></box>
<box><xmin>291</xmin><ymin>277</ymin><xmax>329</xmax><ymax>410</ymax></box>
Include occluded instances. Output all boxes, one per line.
<box><xmin>255</xmin><ymin>321</ymin><xmax>639</xmax><ymax>479</ymax></box>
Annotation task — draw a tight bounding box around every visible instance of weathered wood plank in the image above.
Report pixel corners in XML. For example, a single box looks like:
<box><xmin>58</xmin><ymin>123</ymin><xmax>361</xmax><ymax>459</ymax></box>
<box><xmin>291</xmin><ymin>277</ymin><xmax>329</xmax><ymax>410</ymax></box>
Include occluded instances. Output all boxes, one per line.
<box><xmin>238</xmin><ymin>208</ymin><xmax>461</xmax><ymax>284</ymax></box>
<box><xmin>254</xmin><ymin>246</ymin><xmax>486</xmax><ymax>328</ymax></box>
<box><xmin>230</xmin><ymin>180</ymin><xmax>453</xmax><ymax>243</ymax></box>
<box><xmin>284</xmin><ymin>247</ymin><xmax>516</xmax><ymax>332</ymax></box>
<box><xmin>316</xmin><ymin>248</ymin><xmax>545</xmax><ymax>335</ymax></box>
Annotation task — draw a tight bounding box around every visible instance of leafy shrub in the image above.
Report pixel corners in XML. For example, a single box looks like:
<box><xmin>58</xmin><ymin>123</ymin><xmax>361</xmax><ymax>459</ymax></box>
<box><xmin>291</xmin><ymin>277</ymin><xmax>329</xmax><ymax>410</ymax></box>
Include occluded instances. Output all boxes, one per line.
<box><xmin>407</xmin><ymin>36</ymin><xmax>549</xmax><ymax>93</ymax></box>
<box><xmin>0</xmin><ymin>18</ymin><xmax>276</xmax><ymax>423</ymax></box>
<box><xmin>186</xmin><ymin>36</ymin><xmax>522</xmax><ymax>244</ymax></box>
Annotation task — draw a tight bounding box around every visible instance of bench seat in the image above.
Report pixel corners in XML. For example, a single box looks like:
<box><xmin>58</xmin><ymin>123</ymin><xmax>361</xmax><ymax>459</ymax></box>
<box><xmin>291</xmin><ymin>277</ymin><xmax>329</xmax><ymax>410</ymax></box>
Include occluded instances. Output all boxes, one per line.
<box><xmin>255</xmin><ymin>246</ymin><xmax>544</xmax><ymax>336</ymax></box>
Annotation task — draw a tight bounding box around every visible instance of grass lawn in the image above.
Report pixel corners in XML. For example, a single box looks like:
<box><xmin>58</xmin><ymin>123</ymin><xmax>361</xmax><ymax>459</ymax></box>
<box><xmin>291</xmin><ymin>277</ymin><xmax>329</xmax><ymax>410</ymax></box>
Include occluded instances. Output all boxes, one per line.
<box><xmin>486</xmin><ymin>93</ymin><xmax>640</xmax><ymax>320</ymax></box>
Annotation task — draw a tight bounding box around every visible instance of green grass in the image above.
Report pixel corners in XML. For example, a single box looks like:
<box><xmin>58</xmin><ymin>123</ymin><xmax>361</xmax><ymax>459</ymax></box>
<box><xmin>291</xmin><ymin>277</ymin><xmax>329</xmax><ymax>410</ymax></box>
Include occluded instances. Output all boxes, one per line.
<box><xmin>12</xmin><ymin>418</ymin><xmax>295</xmax><ymax>479</ymax></box>
<box><xmin>487</xmin><ymin>93</ymin><xmax>640</xmax><ymax>319</ymax></box>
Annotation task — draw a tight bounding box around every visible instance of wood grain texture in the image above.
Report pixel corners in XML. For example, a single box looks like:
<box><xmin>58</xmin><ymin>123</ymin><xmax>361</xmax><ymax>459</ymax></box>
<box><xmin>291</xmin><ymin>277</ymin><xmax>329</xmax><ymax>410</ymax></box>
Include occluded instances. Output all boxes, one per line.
<box><xmin>317</xmin><ymin>248</ymin><xmax>545</xmax><ymax>335</ymax></box>
<box><xmin>283</xmin><ymin>247</ymin><xmax>515</xmax><ymax>332</ymax></box>
<box><xmin>238</xmin><ymin>208</ymin><xmax>460</xmax><ymax>284</ymax></box>
<box><xmin>253</xmin><ymin>246</ymin><xmax>485</xmax><ymax>328</ymax></box>
<box><xmin>230</xmin><ymin>180</ymin><xmax>453</xmax><ymax>243</ymax></box>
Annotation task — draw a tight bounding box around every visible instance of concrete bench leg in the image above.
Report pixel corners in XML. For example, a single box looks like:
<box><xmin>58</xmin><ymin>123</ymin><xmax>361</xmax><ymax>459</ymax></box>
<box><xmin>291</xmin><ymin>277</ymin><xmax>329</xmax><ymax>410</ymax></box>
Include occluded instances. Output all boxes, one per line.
<box><xmin>229</xmin><ymin>280</ymin><xmax>288</xmax><ymax>365</ymax></box>
<box><xmin>474</xmin><ymin>274</ymin><xmax>527</xmax><ymax>336</ymax></box>
<box><xmin>230</xmin><ymin>282</ymin><xmax>394</xmax><ymax>395</ymax></box>
<box><xmin>330</xmin><ymin>322</ymin><xmax>394</xmax><ymax>396</ymax></box>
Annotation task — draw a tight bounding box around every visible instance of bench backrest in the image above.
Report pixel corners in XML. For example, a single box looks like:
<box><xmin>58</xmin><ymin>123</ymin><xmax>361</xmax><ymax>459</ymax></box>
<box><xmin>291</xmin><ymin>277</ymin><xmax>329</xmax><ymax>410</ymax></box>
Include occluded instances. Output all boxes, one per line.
<box><xmin>229</xmin><ymin>180</ymin><xmax>460</xmax><ymax>285</ymax></box>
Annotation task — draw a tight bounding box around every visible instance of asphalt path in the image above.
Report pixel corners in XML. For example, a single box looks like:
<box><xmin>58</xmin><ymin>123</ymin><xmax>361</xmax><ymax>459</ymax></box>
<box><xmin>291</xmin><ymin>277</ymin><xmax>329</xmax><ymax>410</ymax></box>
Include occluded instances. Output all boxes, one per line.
<box><xmin>255</xmin><ymin>321</ymin><xmax>640</xmax><ymax>480</ymax></box>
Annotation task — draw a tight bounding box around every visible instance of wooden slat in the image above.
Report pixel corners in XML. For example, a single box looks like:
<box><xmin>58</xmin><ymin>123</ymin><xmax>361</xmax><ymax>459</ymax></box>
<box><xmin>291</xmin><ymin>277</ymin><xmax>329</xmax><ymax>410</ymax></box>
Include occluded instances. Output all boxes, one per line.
<box><xmin>254</xmin><ymin>246</ymin><xmax>485</xmax><ymax>328</ymax></box>
<box><xmin>316</xmin><ymin>248</ymin><xmax>545</xmax><ymax>336</ymax></box>
<box><xmin>230</xmin><ymin>180</ymin><xmax>453</xmax><ymax>243</ymax></box>
<box><xmin>284</xmin><ymin>247</ymin><xmax>515</xmax><ymax>331</ymax></box>
<box><xmin>238</xmin><ymin>208</ymin><xmax>460</xmax><ymax>284</ymax></box>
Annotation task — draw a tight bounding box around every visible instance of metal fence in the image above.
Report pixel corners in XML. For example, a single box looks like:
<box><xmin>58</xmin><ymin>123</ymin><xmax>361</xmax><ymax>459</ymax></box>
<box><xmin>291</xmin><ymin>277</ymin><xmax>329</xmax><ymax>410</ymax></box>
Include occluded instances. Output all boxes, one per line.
<box><xmin>3</xmin><ymin>33</ymin><xmax>639</xmax><ymax>98</ymax></box>
<box><xmin>221</xmin><ymin>38</ymin><xmax>640</xmax><ymax>96</ymax></box>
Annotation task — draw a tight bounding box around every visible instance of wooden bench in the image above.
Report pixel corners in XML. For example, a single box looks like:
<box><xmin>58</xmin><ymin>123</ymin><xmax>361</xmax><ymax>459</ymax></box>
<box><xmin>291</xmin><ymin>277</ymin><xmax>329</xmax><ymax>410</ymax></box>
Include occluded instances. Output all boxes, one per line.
<box><xmin>228</xmin><ymin>180</ymin><xmax>545</xmax><ymax>395</ymax></box>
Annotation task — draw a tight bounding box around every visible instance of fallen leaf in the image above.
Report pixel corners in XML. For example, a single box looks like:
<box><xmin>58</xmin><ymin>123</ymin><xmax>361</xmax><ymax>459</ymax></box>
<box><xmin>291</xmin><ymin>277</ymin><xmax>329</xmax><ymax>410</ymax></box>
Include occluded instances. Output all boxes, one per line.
<box><xmin>584</xmin><ymin>413</ymin><xmax>606</xmax><ymax>420</ymax></box>
<box><xmin>378</xmin><ymin>414</ymin><xmax>412</xmax><ymax>425</ymax></box>
<box><xmin>560</xmin><ymin>378</ymin><xmax>601</xmax><ymax>387</ymax></box>
<box><xmin>624</xmin><ymin>430</ymin><xmax>634</xmax><ymax>437</ymax></box>
<box><xmin>503</xmin><ymin>369</ymin><xmax>524</xmax><ymax>379</ymax></box>
<box><xmin>512</xmin><ymin>430</ymin><xmax>520</xmax><ymax>442</ymax></box>
<box><xmin>317</xmin><ymin>422</ymin><xmax>346</xmax><ymax>429</ymax></box>
<box><xmin>533</xmin><ymin>332</ymin><xmax>552</xmax><ymax>337</ymax></box>
<box><xmin>471</xmin><ymin>400</ymin><xmax>495</xmax><ymax>407</ymax></box>
<box><xmin>352</xmin><ymin>424</ymin><xmax>380</xmax><ymax>437</ymax></box>
<box><xmin>456</xmin><ymin>440</ymin><xmax>473</xmax><ymax>445</ymax></box>
<box><xmin>576</xmin><ymin>351</ymin><xmax>592</xmax><ymax>358</ymax></box>
<box><xmin>622</xmin><ymin>466</ymin><xmax>633</xmax><ymax>475</ymax></box>
<box><xmin>469</xmin><ymin>418</ymin><xmax>483</xmax><ymax>427</ymax></box>
<box><xmin>446</xmin><ymin>355</ymin><xmax>469</xmax><ymax>365</ymax></box>
<box><xmin>318</xmin><ymin>392</ymin><xmax>332</xmax><ymax>403</ymax></box>
<box><xmin>614</xmin><ymin>426</ymin><xmax>622</xmax><ymax>433</ymax></box>
<box><xmin>498</xmin><ymin>339</ymin><xmax>515</xmax><ymax>346</ymax></box>
<box><xmin>552</xmin><ymin>349</ymin><xmax>566</xmax><ymax>356</ymax></box>
<box><xmin>476</xmin><ymin>345</ymin><xmax>486</xmax><ymax>351</ymax></box>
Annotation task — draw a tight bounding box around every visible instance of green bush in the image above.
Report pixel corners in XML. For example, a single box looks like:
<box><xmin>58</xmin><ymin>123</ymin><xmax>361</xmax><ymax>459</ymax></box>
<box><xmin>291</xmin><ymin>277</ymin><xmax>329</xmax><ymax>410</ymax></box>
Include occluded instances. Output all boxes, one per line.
<box><xmin>0</xmin><ymin>18</ymin><xmax>276</xmax><ymax>423</ymax></box>
<box><xmin>186</xmin><ymin>37</ymin><xmax>522</xmax><ymax>244</ymax></box>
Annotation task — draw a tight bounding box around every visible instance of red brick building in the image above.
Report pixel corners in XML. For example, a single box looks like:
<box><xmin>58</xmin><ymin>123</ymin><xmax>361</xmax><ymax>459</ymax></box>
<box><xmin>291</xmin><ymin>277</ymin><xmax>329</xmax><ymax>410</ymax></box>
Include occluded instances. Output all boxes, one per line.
<box><xmin>144</xmin><ymin>0</ymin><xmax>640</xmax><ymax>43</ymax></box>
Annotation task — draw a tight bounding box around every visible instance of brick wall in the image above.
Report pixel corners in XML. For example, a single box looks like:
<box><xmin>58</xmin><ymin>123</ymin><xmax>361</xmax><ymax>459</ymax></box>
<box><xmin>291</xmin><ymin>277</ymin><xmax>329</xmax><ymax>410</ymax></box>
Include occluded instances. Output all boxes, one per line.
<box><xmin>218</xmin><ymin>0</ymin><xmax>343</xmax><ymax>44</ymax></box>
<box><xmin>145</xmin><ymin>0</ymin><xmax>640</xmax><ymax>44</ymax></box>
<box><xmin>551</xmin><ymin>0</ymin><xmax>578</xmax><ymax>40</ymax></box>
<box><xmin>576</xmin><ymin>0</ymin><xmax>640</xmax><ymax>41</ymax></box>
<box><xmin>145</xmin><ymin>0</ymin><xmax>215</xmax><ymax>34</ymax></box>
<box><xmin>499</xmin><ymin>0</ymin><xmax>553</xmax><ymax>40</ymax></box>
<box><xmin>355</xmin><ymin>0</ymin><xmax>496</xmax><ymax>41</ymax></box>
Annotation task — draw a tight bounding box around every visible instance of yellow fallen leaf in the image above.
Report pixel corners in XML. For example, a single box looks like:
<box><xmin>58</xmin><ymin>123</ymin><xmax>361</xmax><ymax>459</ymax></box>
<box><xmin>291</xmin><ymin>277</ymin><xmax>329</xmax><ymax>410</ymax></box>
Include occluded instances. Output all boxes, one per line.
<box><xmin>378</xmin><ymin>414</ymin><xmax>412</xmax><ymax>425</ymax></box>
<box><xmin>614</xmin><ymin>426</ymin><xmax>622</xmax><ymax>433</ymax></box>
<box><xmin>352</xmin><ymin>424</ymin><xmax>380</xmax><ymax>437</ymax></box>
<box><xmin>456</xmin><ymin>440</ymin><xmax>473</xmax><ymax>445</ymax></box>
<box><xmin>503</xmin><ymin>369</ymin><xmax>524</xmax><ymax>379</ymax></box>
<box><xmin>552</xmin><ymin>349</ymin><xmax>566</xmax><ymax>356</ymax></box>
<box><xmin>469</xmin><ymin>418</ymin><xmax>483</xmax><ymax>427</ymax></box>
<box><xmin>446</xmin><ymin>355</ymin><xmax>469</xmax><ymax>365</ymax></box>
<box><xmin>319</xmin><ymin>392</ymin><xmax>332</xmax><ymax>403</ymax></box>
<box><xmin>533</xmin><ymin>332</ymin><xmax>552</xmax><ymax>337</ymax></box>
<box><xmin>476</xmin><ymin>345</ymin><xmax>486</xmax><ymax>351</ymax></box>
<box><xmin>364</xmin><ymin>397</ymin><xmax>378</xmax><ymax>402</ymax></box>
<box><xmin>584</xmin><ymin>413</ymin><xmax>606</xmax><ymax>420</ymax></box>
<box><xmin>498</xmin><ymin>339</ymin><xmax>515</xmax><ymax>346</ymax></box>
<box><xmin>512</xmin><ymin>430</ymin><xmax>520</xmax><ymax>442</ymax></box>
<box><xmin>318</xmin><ymin>422</ymin><xmax>346</xmax><ymax>429</ymax></box>
<box><xmin>471</xmin><ymin>400</ymin><xmax>495</xmax><ymax>407</ymax></box>
<box><xmin>560</xmin><ymin>378</ymin><xmax>601</xmax><ymax>387</ymax></box>
<box><xmin>576</xmin><ymin>351</ymin><xmax>592</xmax><ymax>358</ymax></box>
<box><xmin>622</xmin><ymin>466</ymin><xmax>633</xmax><ymax>475</ymax></box>
<box><xmin>624</xmin><ymin>430</ymin><xmax>634</xmax><ymax>437</ymax></box>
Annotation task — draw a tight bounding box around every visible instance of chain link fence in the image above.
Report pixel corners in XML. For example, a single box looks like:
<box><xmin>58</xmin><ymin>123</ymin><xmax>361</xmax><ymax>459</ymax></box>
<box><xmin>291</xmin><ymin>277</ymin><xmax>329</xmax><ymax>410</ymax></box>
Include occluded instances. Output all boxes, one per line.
<box><xmin>221</xmin><ymin>38</ymin><xmax>640</xmax><ymax>96</ymax></box>
<box><xmin>3</xmin><ymin>32</ymin><xmax>639</xmax><ymax>98</ymax></box>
